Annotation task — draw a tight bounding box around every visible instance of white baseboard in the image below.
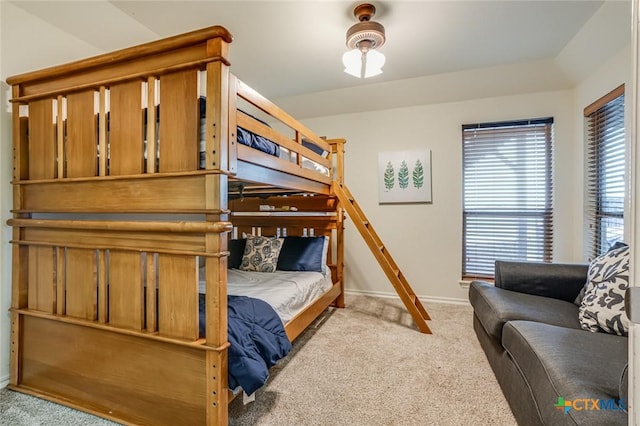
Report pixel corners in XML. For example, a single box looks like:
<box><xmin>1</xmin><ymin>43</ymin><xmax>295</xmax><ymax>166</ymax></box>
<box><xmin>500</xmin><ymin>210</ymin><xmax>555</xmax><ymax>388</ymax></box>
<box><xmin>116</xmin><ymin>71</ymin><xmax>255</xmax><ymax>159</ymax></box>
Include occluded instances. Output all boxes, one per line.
<box><xmin>344</xmin><ymin>288</ymin><xmax>470</xmax><ymax>306</ymax></box>
<box><xmin>0</xmin><ymin>374</ymin><xmax>9</xmax><ymax>389</ymax></box>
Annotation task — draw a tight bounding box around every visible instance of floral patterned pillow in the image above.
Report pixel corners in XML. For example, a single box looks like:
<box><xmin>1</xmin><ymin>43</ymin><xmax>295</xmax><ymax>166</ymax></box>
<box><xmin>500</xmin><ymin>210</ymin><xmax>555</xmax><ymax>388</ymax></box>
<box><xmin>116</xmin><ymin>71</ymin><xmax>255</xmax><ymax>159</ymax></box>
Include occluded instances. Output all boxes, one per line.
<box><xmin>239</xmin><ymin>235</ymin><xmax>283</xmax><ymax>273</ymax></box>
<box><xmin>578</xmin><ymin>245</ymin><xmax>630</xmax><ymax>336</ymax></box>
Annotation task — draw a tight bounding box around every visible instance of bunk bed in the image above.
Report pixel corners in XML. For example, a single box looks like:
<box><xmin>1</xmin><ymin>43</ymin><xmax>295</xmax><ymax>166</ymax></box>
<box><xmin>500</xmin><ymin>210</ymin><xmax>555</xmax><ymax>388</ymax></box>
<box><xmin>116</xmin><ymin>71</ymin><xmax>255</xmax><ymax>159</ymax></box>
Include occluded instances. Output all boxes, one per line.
<box><xmin>6</xmin><ymin>25</ymin><xmax>347</xmax><ymax>425</ymax></box>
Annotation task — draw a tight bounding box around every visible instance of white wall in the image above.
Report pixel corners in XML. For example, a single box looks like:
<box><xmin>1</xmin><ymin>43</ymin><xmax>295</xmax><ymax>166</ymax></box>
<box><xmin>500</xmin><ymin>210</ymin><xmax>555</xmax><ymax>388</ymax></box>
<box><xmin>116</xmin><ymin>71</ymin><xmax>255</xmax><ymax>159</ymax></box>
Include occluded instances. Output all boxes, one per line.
<box><xmin>301</xmin><ymin>90</ymin><xmax>576</xmax><ymax>302</ymax></box>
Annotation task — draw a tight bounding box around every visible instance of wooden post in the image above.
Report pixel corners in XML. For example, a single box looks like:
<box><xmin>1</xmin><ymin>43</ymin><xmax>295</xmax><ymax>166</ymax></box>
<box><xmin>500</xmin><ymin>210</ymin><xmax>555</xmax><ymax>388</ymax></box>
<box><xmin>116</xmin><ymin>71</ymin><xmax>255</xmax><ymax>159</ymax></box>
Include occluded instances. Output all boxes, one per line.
<box><xmin>205</xmin><ymin>38</ymin><xmax>232</xmax><ymax>425</ymax></box>
<box><xmin>10</xmin><ymin>85</ymin><xmax>28</xmax><ymax>386</ymax></box>
<box><xmin>327</xmin><ymin>139</ymin><xmax>346</xmax><ymax>307</ymax></box>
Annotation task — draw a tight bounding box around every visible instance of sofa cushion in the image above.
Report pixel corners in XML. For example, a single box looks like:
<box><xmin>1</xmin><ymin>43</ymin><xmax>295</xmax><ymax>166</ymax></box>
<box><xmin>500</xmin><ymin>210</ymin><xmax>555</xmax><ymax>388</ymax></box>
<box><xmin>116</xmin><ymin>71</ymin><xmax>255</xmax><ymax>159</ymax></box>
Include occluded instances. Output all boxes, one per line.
<box><xmin>495</xmin><ymin>260</ymin><xmax>589</xmax><ymax>303</ymax></box>
<box><xmin>578</xmin><ymin>244</ymin><xmax>630</xmax><ymax>336</ymax></box>
<box><xmin>503</xmin><ymin>321</ymin><xmax>627</xmax><ymax>425</ymax></box>
<box><xmin>469</xmin><ymin>281</ymin><xmax>581</xmax><ymax>341</ymax></box>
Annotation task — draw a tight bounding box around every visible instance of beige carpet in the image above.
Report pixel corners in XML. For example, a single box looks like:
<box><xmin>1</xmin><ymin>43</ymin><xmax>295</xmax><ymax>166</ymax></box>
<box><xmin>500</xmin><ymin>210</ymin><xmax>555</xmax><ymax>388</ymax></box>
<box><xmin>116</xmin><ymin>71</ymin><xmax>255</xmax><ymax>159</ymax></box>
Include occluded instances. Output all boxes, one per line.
<box><xmin>0</xmin><ymin>295</ymin><xmax>516</xmax><ymax>425</ymax></box>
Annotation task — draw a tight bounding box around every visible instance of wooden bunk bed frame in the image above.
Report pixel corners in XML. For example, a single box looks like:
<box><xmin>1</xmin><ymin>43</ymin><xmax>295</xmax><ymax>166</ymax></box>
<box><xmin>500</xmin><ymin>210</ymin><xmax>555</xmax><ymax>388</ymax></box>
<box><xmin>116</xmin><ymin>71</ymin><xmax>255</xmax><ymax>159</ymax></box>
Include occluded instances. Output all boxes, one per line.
<box><xmin>6</xmin><ymin>26</ymin><xmax>347</xmax><ymax>425</ymax></box>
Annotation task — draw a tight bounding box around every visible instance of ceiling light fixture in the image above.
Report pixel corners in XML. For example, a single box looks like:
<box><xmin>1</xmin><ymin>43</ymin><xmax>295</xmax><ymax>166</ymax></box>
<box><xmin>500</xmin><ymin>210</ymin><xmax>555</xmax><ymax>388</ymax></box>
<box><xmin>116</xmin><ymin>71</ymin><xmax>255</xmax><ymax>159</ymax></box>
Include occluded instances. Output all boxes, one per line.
<box><xmin>342</xmin><ymin>3</ymin><xmax>386</xmax><ymax>79</ymax></box>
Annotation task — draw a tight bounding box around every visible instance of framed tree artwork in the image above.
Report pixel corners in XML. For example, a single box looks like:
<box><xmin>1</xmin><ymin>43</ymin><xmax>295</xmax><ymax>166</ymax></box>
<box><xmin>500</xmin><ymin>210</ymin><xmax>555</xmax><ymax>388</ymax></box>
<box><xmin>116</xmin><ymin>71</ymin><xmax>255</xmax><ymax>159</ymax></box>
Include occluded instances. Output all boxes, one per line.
<box><xmin>378</xmin><ymin>149</ymin><xmax>432</xmax><ymax>204</ymax></box>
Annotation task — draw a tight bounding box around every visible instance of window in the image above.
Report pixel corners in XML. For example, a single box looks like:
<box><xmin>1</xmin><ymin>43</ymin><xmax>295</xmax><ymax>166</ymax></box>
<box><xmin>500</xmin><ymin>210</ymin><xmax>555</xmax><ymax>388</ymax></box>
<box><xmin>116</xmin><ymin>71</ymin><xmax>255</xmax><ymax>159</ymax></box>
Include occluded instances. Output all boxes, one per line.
<box><xmin>584</xmin><ymin>85</ymin><xmax>625</xmax><ymax>260</ymax></box>
<box><xmin>462</xmin><ymin>118</ymin><xmax>554</xmax><ymax>279</ymax></box>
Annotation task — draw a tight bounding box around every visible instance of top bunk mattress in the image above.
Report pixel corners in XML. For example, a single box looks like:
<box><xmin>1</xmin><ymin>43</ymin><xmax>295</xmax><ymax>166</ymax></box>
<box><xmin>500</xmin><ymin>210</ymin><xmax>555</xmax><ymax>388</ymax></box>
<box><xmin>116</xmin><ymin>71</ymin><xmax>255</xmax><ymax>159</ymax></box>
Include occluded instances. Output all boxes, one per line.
<box><xmin>199</xmin><ymin>268</ymin><xmax>333</xmax><ymax>323</ymax></box>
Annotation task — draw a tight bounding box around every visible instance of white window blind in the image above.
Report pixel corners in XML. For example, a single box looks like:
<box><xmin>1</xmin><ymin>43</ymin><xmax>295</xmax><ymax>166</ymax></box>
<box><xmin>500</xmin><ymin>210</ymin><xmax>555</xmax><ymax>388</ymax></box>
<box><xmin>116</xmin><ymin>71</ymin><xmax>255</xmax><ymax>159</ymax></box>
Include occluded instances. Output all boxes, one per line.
<box><xmin>462</xmin><ymin>118</ymin><xmax>554</xmax><ymax>279</ymax></box>
<box><xmin>584</xmin><ymin>85</ymin><xmax>625</xmax><ymax>261</ymax></box>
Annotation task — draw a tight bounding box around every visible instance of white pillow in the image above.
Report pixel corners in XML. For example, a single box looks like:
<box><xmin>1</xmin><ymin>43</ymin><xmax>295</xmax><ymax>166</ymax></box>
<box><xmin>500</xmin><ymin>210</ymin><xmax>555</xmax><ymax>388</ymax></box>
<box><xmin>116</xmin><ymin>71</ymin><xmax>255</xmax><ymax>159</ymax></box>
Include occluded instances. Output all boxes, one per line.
<box><xmin>239</xmin><ymin>235</ymin><xmax>283</xmax><ymax>273</ymax></box>
<box><xmin>578</xmin><ymin>245</ymin><xmax>630</xmax><ymax>336</ymax></box>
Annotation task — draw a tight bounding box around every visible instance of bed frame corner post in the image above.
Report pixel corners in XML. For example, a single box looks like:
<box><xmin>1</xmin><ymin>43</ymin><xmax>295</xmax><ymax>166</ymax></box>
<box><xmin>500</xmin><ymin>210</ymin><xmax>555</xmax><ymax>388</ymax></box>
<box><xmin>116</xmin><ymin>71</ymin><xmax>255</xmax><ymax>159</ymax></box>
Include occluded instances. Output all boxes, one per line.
<box><xmin>206</xmin><ymin>348</ymin><xmax>229</xmax><ymax>425</ymax></box>
<box><xmin>327</xmin><ymin>139</ymin><xmax>346</xmax><ymax>308</ymax></box>
<box><xmin>205</xmin><ymin>40</ymin><xmax>231</xmax><ymax>174</ymax></box>
<box><xmin>336</xmin><ymin>206</ymin><xmax>345</xmax><ymax>308</ymax></box>
<box><xmin>329</xmin><ymin>138</ymin><xmax>346</xmax><ymax>187</ymax></box>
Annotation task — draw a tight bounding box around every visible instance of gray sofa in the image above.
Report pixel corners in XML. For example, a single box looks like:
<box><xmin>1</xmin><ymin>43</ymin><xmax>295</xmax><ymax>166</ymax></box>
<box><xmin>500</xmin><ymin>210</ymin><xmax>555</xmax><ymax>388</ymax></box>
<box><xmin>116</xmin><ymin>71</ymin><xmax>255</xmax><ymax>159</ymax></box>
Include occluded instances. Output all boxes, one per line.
<box><xmin>469</xmin><ymin>260</ymin><xmax>628</xmax><ymax>425</ymax></box>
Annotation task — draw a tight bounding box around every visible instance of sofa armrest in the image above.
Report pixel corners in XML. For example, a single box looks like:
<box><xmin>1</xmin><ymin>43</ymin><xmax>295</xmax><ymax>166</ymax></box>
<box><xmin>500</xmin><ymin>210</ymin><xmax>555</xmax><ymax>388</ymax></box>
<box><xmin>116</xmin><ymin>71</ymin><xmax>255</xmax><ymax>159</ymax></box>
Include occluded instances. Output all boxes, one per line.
<box><xmin>494</xmin><ymin>260</ymin><xmax>589</xmax><ymax>302</ymax></box>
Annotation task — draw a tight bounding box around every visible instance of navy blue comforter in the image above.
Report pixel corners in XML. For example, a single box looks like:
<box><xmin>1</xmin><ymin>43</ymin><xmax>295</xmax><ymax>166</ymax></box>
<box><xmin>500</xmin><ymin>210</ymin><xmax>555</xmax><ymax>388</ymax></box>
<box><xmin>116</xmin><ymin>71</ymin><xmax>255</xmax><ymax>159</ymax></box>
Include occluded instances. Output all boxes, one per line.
<box><xmin>199</xmin><ymin>294</ymin><xmax>291</xmax><ymax>395</ymax></box>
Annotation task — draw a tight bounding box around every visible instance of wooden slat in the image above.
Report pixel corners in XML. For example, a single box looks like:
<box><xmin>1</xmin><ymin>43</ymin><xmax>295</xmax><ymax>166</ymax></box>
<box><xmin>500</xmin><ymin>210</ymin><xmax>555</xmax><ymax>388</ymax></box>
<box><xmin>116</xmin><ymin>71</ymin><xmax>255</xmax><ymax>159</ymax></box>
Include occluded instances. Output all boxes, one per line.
<box><xmin>65</xmin><ymin>248</ymin><xmax>97</xmax><ymax>321</ymax></box>
<box><xmin>109</xmin><ymin>80</ymin><xmax>144</xmax><ymax>175</ymax></box>
<box><xmin>157</xmin><ymin>254</ymin><xmax>199</xmax><ymax>340</ymax></box>
<box><xmin>55</xmin><ymin>247</ymin><xmax>65</xmax><ymax>315</ymax></box>
<box><xmin>28</xmin><ymin>99</ymin><xmax>56</xmax><ymax>180</ymax></box>
<box><xmin>56</xmin><ymin>96</ymin><xmax>64</xmax><ymax>179</ymax></box>
<box><xmin>146</xmin><ymin>254</ymin><xmax>157</xmax><ymax>333</ymax></box>
<box><xmin>12</xmin><ymin>86</ymin><xmax>28</xmax><ymax>181</ymax></box>
<box><xmin>66</xmin><ymin>91</ymin><xmax>98</xmax><ymax>177</ymax></box>
<box><xmin>27</xmin><ymin>246</ymin><xmax>56</xmax><ymax>313</ymax></box>
<box><xmin>108</xmin><ymin>251</ymin><xmax>144</xmax><ymax>330</ymax></box>
<box><xmin>146</xmin><ymin>77</ymin><xmax>157</xmax><ymax>174</ymax></box>
<box><xmin>98</xmin><ymin>250</ymin><xmax>107</xmax><ymax>323</ymax></box>
<box><xmin>12</xmin><ymin>243</ymin><xmax>29</xmax><ymax>310</ymax></box>
<box><xmin>98</xmin><ymin>87</ymin><xmax>107</xmax><ymax>176</ymax></box>
<box><xmin>159</xmin><ymin>70</ymin><xmax>198</xmax><ymax>172</ymax></box>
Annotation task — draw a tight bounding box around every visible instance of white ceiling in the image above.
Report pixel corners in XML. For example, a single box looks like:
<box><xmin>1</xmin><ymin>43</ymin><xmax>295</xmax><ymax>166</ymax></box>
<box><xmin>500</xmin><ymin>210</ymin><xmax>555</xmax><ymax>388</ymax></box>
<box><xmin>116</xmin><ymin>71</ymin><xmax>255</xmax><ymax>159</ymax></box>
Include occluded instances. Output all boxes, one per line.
<box><xmin>1</xmin><ymin>0</ymin><xmax>632</xmax><ymax>102</ymax></box>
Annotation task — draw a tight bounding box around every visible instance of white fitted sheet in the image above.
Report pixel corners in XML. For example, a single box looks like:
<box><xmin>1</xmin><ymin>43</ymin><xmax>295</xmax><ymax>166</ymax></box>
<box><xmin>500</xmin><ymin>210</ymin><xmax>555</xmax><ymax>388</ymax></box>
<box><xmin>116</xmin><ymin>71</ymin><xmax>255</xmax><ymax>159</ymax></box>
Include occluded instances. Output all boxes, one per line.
<box><xmin>199</xmin><ymin>269</ymin><xmax>333</xmax><ymax>323</ymax></box>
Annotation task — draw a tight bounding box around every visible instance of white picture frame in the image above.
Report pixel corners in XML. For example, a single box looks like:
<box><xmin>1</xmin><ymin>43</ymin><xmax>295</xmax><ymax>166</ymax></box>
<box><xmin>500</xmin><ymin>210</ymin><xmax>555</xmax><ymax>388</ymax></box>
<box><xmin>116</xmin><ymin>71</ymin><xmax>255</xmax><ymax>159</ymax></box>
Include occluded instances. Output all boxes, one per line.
<box><xmin>378</xmin><ymin>149</ymin><xmax>432</xmax><ymax>204</ymax></box>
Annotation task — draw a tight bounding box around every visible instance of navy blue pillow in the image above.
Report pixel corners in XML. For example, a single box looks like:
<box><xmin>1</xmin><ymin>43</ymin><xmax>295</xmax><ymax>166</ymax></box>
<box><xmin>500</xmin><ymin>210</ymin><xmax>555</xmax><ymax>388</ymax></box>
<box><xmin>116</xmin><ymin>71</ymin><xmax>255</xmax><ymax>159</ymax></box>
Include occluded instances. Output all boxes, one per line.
<box><xmin>276</xmin><ymin>236</ymin><xmax>325</xmax><ymax>272</ymax></box>
<box><xmin>228</xmin><ymin>239</ymin><xmax>246</xmax><ymax>269</ymax></box>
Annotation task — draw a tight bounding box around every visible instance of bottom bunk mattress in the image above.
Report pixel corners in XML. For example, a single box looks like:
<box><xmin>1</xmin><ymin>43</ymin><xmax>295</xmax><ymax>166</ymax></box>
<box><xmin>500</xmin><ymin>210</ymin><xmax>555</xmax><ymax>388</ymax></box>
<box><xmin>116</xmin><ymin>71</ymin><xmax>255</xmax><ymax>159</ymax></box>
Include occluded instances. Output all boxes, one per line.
<box><xmin>198</xmin><ymin>269</ymin><xmax>333</xmax><ymax>394</ymax></box>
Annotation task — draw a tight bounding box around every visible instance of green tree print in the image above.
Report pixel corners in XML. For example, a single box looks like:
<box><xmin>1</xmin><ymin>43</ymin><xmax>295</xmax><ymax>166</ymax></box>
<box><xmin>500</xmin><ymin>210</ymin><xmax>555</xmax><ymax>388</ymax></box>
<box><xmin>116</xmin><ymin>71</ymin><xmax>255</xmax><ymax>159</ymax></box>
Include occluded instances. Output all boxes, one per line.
<box><xmin>413</xmin><ymin>159</ymin><xmax>424</xmax><ymax>189</ymax></box>
<box><xmin>398</xmin><ymin>160</ymin><xmax>409</xmax><ymax>189</ymax></box>
<box><xmin>384</xmin><ymin>161</ymin><xmax>395</xmax><ymax>190</ymax></box>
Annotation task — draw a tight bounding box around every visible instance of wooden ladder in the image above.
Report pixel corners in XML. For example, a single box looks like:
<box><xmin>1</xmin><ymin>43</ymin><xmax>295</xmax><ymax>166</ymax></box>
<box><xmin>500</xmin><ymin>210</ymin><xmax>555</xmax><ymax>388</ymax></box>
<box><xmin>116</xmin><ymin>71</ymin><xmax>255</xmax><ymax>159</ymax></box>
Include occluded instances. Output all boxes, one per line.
<box><xmin>333</xmin><ymin>183</ymin><xmax>432</xmax><ymax>334</ymax></box>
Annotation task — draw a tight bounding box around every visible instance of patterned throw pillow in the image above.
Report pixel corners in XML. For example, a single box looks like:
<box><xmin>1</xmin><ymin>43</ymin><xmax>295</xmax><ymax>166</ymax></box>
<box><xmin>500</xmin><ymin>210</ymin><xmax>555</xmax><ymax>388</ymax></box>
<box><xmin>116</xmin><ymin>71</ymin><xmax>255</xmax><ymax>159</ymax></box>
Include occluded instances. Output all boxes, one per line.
<box><xmin>239</xmin><ymin>235</ymin><xmax>283</xmax><ymax>273</ymax></box>
<box><xmin>578</xmin><ymin>245</ymin><xmax>630</xmax><ymax>336</ymax></box>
